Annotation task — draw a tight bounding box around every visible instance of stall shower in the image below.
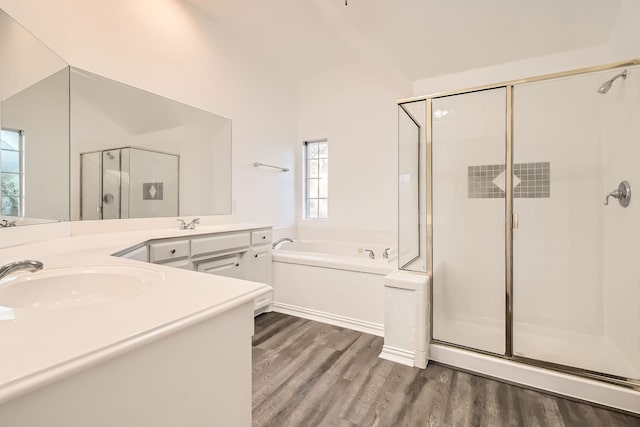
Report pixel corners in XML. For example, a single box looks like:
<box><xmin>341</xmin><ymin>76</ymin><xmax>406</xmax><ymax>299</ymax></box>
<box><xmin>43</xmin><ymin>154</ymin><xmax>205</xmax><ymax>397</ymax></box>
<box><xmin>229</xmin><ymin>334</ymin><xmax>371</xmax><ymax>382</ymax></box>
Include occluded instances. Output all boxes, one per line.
<box><xmin>398</xmin><ymin>60</ymin><xmax>640</xmax><ymax>391</ymax></box>
<box><xmin>80</xmin><ymin>147</ymin><xmax>179</xmax><ymax>220</ymax></box>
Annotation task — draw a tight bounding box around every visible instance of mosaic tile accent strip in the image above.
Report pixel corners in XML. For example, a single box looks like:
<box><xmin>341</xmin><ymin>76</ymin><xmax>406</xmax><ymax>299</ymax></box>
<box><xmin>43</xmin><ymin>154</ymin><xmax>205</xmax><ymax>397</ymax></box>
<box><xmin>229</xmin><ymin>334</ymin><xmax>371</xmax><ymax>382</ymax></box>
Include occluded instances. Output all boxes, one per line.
<box><xmin>467</xmin><ymin>162</ymin><xmax>550</xmax><ymax>199</ymax></box>
<box><xmin>514</xmin><ymin>162</ymin><xmax>550</xmax><ymax>198</ymax></box>
<box><xmin>468</xmin><ymin>164</ymin><xmax>505</xmax><ymax>198</ymax></box>
<box><xmin>143</xmin><ymin>182</ymin><xmax>164</xmax><ymax>200</ymax></box>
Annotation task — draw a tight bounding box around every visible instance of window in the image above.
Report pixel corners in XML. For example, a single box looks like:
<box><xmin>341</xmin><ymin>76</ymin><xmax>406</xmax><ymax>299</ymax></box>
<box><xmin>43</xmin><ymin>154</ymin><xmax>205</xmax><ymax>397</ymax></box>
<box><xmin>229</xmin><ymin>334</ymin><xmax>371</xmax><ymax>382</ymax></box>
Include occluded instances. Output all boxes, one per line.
<box><xmin>0</xmin><ymin>129</ymin><xmax>24</xmax><ymax>216</ymax></box>
<box><xmin>303</xmin><ymin>139</ymin><xmax>328</xmax><ymax>219</ymax></box>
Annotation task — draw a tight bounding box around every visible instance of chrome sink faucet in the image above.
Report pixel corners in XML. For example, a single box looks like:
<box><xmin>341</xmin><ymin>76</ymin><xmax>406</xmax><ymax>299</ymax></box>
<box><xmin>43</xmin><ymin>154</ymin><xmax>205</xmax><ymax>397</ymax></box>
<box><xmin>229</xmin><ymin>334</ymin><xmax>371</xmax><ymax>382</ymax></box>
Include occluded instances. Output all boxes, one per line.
<box><xmin>0</xmin><ymin>219</ymin><xmax>17</xmax><ymax>228</ymax></box>
<box><xmin>0</xmin><ymin>260</ymin><xmax>44</xmax><ymax>280</ymax></box>
<box><xmin>177</xmin><ymin>218</ymin><xmax>200</xmax><ymax>230</ymax></box>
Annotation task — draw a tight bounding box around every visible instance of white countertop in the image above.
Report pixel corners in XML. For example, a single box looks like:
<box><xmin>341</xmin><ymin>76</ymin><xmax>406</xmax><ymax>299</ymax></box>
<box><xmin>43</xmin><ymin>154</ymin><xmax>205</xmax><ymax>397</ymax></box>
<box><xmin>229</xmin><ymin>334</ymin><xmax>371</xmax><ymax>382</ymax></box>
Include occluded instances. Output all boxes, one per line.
<box><xmin>0</xmin><ymin>223</ymin><xmax>272</xmax><ymax>404</ymax></box>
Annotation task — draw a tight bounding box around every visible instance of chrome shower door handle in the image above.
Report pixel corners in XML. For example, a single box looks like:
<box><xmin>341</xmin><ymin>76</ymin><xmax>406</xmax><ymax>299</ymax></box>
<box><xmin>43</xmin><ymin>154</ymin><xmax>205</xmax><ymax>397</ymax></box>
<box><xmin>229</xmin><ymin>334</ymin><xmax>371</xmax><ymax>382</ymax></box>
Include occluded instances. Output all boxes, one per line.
<box><xmin>604</xmin><ymin>180</ymin><xmax>631</xmax><ymax>207</ymax></box>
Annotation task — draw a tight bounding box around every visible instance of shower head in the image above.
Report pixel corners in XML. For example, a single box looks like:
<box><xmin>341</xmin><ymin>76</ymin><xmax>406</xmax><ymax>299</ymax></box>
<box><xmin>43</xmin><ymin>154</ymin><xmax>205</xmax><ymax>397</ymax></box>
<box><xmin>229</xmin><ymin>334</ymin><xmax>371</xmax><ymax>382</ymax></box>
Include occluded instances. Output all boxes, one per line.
<box><xmin>597</xmin><ymin>70</ymin><xmax>627</xmax><ymax>94</ymax></box>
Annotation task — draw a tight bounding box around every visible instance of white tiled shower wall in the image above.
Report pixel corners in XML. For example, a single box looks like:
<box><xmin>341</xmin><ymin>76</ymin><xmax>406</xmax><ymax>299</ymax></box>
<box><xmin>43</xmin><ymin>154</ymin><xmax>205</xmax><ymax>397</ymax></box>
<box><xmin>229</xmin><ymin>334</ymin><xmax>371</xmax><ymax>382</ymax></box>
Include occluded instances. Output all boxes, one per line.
<box><xmin>601</xmin><ymin>67</ymin><xmax>640</xmax><ymax>374</ymax></box>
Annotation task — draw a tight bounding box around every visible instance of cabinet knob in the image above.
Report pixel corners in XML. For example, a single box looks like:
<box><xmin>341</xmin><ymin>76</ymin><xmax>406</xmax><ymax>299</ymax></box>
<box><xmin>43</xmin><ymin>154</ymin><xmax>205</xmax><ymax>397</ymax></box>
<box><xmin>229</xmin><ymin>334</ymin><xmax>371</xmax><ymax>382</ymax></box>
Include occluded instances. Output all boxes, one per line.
<box><xmin>170</xmin><ymin>249</ymin><xmax>176</xmax><ymax>254</ymax></box>
<box><xmin>235</xmin><ymin>263</ymin><xmax>240</xmax><ymax>267</ymax></box>
<box><xmin>262</xmin><ymin>236</ymin><xmax>266</xmax><ymax>239</ymax></box>
<box><xmin>254</xmin><ymin>254</ymin><xmax>258</xmax><ymax>258</ymax></box>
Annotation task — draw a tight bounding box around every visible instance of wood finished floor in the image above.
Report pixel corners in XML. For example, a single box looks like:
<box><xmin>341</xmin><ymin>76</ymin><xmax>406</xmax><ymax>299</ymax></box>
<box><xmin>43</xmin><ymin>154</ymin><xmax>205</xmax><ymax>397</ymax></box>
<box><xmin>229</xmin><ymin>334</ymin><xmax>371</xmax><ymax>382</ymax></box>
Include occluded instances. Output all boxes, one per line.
<box><xmin>252</xmin><ymin>312</ymin><xmax>640</xmax><ymax>427</ymax></box>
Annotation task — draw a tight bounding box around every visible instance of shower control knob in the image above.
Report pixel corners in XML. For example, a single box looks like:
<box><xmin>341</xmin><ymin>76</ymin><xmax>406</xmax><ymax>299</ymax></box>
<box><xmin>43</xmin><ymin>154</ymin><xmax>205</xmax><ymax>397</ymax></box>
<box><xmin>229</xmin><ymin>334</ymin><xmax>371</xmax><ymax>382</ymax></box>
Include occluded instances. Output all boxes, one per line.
<box><xmin>604</xmin><ymin>180</ymin><xmax>631</xmax><ymax>207</ymax></box>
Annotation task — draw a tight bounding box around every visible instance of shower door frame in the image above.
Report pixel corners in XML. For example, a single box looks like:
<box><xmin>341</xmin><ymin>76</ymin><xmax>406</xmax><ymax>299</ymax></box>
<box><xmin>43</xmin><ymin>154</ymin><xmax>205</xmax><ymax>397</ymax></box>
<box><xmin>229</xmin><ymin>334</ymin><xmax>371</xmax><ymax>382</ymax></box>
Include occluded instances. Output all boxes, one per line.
<box><xmin>399</xmin><ymin>58</ymin><xmax>640</xmax><ymax>391</ymax></box>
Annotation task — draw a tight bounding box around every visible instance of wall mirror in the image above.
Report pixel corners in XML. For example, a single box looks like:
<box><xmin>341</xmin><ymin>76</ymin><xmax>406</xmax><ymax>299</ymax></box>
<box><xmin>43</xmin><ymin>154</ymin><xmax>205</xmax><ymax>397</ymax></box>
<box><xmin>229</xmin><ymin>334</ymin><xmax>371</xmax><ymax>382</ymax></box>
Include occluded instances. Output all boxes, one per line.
<box><xmin>0</xmin><ymin>8</ymin><xmax>232</xmax><ymax>227</ymax></box>
<box><xmin>0</xmin><ymin>8</ymin><xmax>70</xmax><ymax>225</ymax></box>
<box><xmin>70</xmin><ymin>68</ymin><xmax>232</xmax><ymax>220</ymax></box>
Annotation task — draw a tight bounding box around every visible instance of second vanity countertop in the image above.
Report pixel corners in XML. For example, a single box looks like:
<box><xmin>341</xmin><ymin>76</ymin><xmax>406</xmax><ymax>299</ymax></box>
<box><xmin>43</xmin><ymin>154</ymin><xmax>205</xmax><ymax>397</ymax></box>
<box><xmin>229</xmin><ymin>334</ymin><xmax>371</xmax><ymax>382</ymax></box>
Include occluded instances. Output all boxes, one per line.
<box><xmin>0</xmin><ymin>223</ymin><xmax>272</xmax><ymax>405</ymax></box>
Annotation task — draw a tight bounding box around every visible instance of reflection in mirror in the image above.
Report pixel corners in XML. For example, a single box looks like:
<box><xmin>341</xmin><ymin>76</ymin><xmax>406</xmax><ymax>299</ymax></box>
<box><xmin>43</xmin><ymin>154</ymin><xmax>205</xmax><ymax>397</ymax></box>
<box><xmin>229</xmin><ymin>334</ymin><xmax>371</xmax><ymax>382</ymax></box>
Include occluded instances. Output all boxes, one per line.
<box><xmin>70</xmin><ymin>68</ymin><xmax>232</xmax><ymax>220</ymax></box>
<box><xmin>398</xmin><ymin>100</ymin><xmax>427</xmax><ymax>272</ymax></box>
<box><xmin>81</xmin><ymin>147</ymin><xmax>179</xmax><ymax>219</ymax></box>
<box><xmin>0</xmin><ymin>8</ymin><xmax>70</xmax><ymax>225</ymax></box>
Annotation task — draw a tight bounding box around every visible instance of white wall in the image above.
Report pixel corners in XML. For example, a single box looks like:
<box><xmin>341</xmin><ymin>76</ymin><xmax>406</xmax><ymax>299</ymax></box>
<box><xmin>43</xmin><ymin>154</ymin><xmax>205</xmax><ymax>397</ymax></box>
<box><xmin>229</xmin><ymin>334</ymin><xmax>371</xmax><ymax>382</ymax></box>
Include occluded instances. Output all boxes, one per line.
<box><xmin>413</xmin><ymin>46</ymin><xmax>612</xmax><ymax>97</ymax></box>
<box><xmin>608</xmin><ymin>0</ymin><xmax>640</xmax><ymax>61</ymax></box>
<box><xmin>296</xmin><ymin>61</ymin><xmax>411</xmax><ymax>245</ymax></box>
<box><xmin>412</xmin><ymin>0</ymin><xmax>640</xmax><ymax>97</ymax></box>
<box><xmin>0</xmin><ymin>0</ymin><xmax>298</xmax><ymax>230</ymax></box>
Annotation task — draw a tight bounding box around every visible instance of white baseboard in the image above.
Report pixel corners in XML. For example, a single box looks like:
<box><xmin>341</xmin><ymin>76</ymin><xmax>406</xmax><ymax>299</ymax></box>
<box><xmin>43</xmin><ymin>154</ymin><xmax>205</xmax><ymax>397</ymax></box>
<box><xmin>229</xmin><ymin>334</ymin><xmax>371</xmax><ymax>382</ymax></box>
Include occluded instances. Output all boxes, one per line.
<box><xmin>379</xmin><ymin>345</ymin><xmax>415</xmax><ymax>367</ymax></box>
<box><xmin>272</xmin><ymin>302</ymin><xmax>384</xmax><ymax>337</ymax></box>
<box><xmin>430</xmin><ymin>343</ymin><xmax>640</xmax><ymax>415</ymax></box>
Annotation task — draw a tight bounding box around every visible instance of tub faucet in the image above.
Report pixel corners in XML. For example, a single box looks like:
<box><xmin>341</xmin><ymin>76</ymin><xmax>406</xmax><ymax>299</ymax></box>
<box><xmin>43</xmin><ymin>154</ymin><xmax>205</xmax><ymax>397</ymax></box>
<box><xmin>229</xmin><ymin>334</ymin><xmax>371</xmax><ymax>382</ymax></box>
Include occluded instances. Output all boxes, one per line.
<box><xmin>0</xmin><ymin>260</ymin><xmax>44</xmax><ymax>280</ymax></box>
<box><xmin>363</xmin><ymin>249</ymin><xmax>375</xmax><ymax>259</ymax></box>
<box><xmin>187</xmin><ymin>218</ymin><xmax>200</xmax><ymax>229</ymax></box>
<box><xmin>383</xmin><ymin>248</ymin><xmax>391</xmax><ymax>259</ymax></box>
<box><xmin>272</xmin><ymin>238</ymin><xmax>294</xmax><ymax>249</ymax></box>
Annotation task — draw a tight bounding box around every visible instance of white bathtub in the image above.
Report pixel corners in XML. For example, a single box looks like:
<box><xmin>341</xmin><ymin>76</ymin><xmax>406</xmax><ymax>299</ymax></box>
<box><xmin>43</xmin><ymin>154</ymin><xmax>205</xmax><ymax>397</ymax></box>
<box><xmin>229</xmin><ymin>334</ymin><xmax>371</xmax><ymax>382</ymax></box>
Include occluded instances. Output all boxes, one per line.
<box><xmin>272</xmin><ymin>240</ymin><xmax>396</xmax><ymax>336</ymax></box>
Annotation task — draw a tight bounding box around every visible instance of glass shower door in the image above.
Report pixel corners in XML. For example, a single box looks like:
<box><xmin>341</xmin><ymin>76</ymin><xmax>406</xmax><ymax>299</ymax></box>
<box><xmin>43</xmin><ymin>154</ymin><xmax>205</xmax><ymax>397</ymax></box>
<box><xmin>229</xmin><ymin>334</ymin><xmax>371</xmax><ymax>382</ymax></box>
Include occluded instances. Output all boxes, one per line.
<box><xmin>432</xmin><ymin>88</ymin><xmax>507</xmax><ymax>354</ymax></box>
<box><xmin>398</xmin><ymin>101</ymin><xmax>423</xmax><ymax>270</ymax></box>
<box><xmin>512</xmin><ymin>68</ymin><xmax>640</xmax><ymax>380</ymax></box>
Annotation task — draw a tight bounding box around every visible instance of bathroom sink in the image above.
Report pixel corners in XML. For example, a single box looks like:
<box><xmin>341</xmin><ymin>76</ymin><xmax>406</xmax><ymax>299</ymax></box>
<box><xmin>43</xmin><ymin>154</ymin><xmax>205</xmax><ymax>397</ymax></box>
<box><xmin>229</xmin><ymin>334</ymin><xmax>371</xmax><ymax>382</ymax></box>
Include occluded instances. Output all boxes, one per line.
<box><xmin>0</xmin><ymin>265</ymin><xmax>163</xmax><ymax>309</ymax></box>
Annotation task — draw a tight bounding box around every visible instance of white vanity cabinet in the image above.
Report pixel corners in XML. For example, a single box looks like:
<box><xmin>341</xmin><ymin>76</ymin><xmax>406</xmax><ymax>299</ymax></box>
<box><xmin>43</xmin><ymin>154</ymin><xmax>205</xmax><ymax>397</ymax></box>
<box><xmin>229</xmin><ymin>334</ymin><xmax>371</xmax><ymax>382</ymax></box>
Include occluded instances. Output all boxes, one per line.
<box><xmin>119</xmin><ymin>226</ymin><xmax>274</xmax><ymax>314</ymax></box>
<box><xmin>248</xmin><ymin>230</ymin><xmax>273</xmax><ymax>314</ymax></box>
<box><xmin>191</xmin><ymin>232</ymin><xmax>251</xmax><ymax>280</ymax></box>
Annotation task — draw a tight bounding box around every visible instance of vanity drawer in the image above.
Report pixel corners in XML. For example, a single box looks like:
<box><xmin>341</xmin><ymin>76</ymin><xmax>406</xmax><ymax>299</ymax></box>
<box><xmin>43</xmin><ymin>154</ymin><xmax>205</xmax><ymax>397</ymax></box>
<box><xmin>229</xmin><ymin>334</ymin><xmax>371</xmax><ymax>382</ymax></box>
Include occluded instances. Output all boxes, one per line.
<box><xmin>251</xmin><ymin>230</ymin><xmax>272</xmax><ymax>245</ymax></box>
<box><xmin>191</xmin><ymin>232</ymin><xmax>250</xmax><ymax>257</ymax></box>
<box><xmin>149</xmin><ymin>240</ymin><xmax>190</xmax><ymax>263</ymax></box>
<box><xmin>196</xmin><ymin>254</ymin><xmax>244</xmax><ymax>279</ymax></box>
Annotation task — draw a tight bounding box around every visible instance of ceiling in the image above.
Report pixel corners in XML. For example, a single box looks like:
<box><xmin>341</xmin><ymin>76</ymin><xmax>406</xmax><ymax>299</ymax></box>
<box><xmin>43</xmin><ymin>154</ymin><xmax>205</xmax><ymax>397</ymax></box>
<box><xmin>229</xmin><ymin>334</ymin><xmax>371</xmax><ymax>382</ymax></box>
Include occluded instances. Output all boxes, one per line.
<box><xmin>186</xmin><ymin>0</ymin><xmax>622</xmax><ymax>82</ymax></box>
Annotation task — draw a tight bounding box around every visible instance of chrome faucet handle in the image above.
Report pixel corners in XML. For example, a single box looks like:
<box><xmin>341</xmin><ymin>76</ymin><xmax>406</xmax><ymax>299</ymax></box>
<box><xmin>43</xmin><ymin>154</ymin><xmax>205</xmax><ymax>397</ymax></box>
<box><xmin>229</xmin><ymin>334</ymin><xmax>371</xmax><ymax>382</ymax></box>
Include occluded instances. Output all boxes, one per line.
<box><xmin>187</xmin><ymin>218</ymin><xmax>200</xmax><ymax>229</ymax></box>
<box><xmin>604</xmin><ymin>190</ymin><xmax>620</xmax><ymax>205</ymax></box>
<box><xmin>363</xmin><ymin>249</ymin><xmax>375</xmax><ymax>259</ymax></box>
<box><xmin>176</xmin><ymin>218</ymin><xmax>187</xmax><ymax>230</ymax></box>
<box><xmin>0</xmin><ymin>219</ymin><xmax>16</xmax><ymax>228</ymax></box>
<box><xmin>383</xmin><ymin>248</ymin><xmax>391</xmax><ymax>259</ymax></box>
<box><xmin>604</xmin><ymin>181</ymin><xmax>631</xmax><ymax>207</ymax></box>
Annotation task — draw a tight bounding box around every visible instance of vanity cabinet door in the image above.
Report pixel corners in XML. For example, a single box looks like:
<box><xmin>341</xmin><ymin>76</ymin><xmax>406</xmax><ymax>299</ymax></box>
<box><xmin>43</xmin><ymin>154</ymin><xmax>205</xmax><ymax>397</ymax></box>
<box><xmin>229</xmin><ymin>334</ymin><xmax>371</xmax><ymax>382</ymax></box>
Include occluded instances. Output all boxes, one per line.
<box><xmin>248</xmin><ymin>246</ymin><xmax>272</xmax><ymax>285</ymax></box>
<box><xmin>195</xmin><ymin>253</ymin><xmax>245</xmax><ymax>279</ymax></box>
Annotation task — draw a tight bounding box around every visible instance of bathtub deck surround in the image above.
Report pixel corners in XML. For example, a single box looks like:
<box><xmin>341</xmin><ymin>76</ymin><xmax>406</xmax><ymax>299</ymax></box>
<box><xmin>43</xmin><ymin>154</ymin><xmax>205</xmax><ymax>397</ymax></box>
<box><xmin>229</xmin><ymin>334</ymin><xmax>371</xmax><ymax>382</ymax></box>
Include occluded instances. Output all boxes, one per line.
<box><xmin>380</xmin><ymin>270</ymin><xmax>430</xmax><ymax>368</ymax></box>
<box><xmin>272</xmin><ymin>240</ymin><xmax>395</xmax><ymax>336</ymax></box>
<box><xmin>0</xmin><ymin>223</ymin><xmax>272</xmax><ymax>426</ymax></box>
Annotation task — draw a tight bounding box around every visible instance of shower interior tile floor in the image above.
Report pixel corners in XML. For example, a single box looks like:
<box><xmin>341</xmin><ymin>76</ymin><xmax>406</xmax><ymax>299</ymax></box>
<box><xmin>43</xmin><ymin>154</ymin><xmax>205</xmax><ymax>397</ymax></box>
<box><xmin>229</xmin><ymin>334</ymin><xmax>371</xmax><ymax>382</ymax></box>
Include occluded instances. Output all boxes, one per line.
<box><xmin>252</xmin><ymin>312</ymin><xmax>640</xmax><ymax>427</ymax></box>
